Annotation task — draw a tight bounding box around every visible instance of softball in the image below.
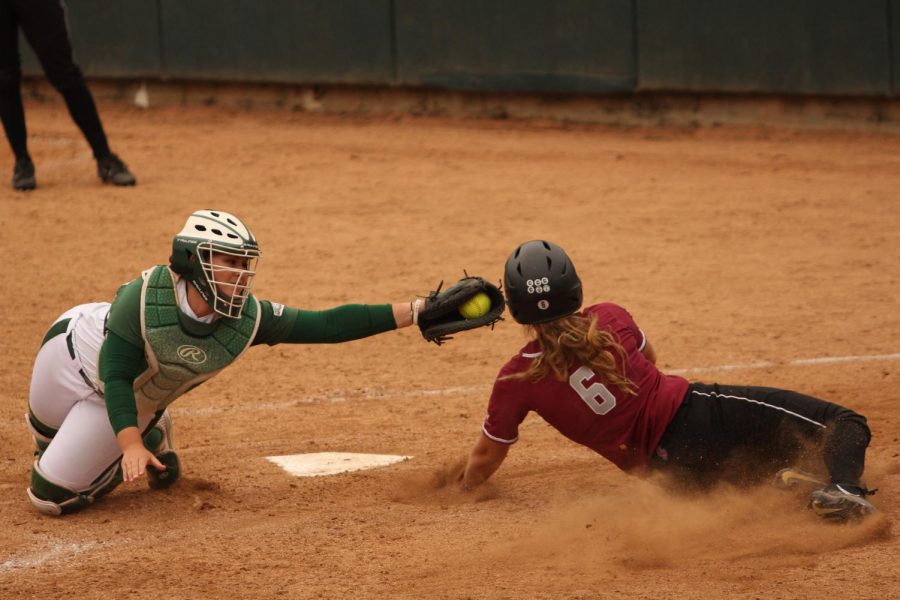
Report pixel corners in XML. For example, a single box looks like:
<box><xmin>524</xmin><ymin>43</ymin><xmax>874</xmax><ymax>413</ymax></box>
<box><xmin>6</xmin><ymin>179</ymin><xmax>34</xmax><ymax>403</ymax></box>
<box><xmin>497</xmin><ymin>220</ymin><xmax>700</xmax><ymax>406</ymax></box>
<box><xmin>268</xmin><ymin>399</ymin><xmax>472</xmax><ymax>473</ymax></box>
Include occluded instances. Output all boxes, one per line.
<box><xmin>459</xmin><ymin>292</ymin><xmax>491</xmax><ymax>320</ymax></box>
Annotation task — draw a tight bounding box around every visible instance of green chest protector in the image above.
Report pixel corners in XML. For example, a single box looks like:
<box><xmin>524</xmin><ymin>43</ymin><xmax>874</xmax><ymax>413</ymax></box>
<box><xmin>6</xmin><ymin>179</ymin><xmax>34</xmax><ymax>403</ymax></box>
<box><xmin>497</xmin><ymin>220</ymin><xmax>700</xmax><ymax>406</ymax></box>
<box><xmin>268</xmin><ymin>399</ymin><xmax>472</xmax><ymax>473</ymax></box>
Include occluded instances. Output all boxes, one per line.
<box><xmin>133</xmin><ymin>266</ymin><xmax>260</xmax><ymax>415</ymax></box>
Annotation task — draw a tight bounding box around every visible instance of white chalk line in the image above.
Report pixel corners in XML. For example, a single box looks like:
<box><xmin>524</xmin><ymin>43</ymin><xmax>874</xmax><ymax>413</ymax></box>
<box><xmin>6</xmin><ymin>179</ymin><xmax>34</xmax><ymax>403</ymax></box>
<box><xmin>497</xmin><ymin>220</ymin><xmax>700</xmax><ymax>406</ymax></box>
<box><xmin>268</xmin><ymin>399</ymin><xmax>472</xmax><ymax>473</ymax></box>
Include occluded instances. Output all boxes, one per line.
<box><xmin>174</xmin><ymin>351</ymin><xmax>900</xmax><ymax>417</ymax></box>
<box><xmin>670</xmin><ymin>352</ymin><xmax>900</xmax><ymax>375</ymax></box>
<box><xmin>0</xmin><ymin>539</ymin><xmax>99</xmax><ymax>574</ymax></box>
<box><xmin>176</xmin><ymin>384</ymin><xmax>491</xmax><ymax>416</ymax></box>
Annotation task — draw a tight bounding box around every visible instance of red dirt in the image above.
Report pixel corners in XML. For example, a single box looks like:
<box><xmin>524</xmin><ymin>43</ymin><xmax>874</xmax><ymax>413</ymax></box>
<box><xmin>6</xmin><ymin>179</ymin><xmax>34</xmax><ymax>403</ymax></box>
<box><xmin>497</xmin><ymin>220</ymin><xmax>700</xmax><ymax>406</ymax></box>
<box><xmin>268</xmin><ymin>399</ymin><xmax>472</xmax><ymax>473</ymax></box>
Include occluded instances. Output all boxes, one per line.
<box><xmin>1</xmin><ymin>100</ymin><xmax>898</xmax><ymax>598</ymax></box>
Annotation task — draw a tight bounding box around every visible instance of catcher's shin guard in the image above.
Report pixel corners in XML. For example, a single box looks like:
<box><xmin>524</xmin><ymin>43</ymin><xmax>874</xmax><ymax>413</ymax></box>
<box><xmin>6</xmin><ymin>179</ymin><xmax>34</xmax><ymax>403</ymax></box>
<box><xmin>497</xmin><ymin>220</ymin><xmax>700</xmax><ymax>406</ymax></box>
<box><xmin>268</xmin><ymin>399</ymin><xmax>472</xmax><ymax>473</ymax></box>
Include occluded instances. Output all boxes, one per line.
<box><xmin>27</xmin><ymin>460</ymin><xmax>122</xmax><ymax>516</ymax></box>
<box><xmin>145</xmin><ymin>410</ymin><xmax>180</xmax><ymax>489</ymax></box>
<box><xmin>25</xmin><ymin>411</ymin><xmax>57</xmax><ymax>457</ymax></box>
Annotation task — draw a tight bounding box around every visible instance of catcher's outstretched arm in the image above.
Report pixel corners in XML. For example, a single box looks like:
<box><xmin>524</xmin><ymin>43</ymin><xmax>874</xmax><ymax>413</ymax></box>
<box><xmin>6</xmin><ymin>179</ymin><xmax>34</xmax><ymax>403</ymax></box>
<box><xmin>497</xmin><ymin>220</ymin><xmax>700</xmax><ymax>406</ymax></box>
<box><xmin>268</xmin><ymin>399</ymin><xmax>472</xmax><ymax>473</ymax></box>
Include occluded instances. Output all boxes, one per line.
<box><xmin>460</xmin><ymin>433</ymin><xmax>509</xmax><ymax>491</ymax></box>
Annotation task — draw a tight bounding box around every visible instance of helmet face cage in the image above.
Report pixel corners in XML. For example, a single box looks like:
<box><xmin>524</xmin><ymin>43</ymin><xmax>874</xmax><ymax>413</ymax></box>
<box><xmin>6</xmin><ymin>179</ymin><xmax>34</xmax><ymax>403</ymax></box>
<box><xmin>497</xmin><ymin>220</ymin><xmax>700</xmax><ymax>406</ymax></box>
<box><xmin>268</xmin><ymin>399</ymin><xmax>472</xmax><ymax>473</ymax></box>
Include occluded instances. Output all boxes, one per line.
<box><xmin>504</xmin><ymin>240</ymin><xmax>583</xmax><ymax>325</ymax></box>
<box><xmin>197</xmin><ymin>242</ymin><xmax>260</xmax><ymax>318</ymax></box>
<box><xmin>170</xmin><ymin>210</ymin><xmax>261</xmax><ymax>319</ymax></box>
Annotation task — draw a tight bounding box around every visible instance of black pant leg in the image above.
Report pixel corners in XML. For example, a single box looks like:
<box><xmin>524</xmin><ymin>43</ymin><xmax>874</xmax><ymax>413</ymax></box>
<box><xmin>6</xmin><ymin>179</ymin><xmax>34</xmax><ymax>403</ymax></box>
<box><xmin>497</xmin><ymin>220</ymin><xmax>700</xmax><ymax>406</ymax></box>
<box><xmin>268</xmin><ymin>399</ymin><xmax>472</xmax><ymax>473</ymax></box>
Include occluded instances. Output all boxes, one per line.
<box><xmin>0</xmin><ymin>0</ymin><xmax>29</xmax><ymax>158</ymax></box>
<box><xmin>15</xmin><ymin>0</ymin><xmax>109</xmax><ymax>158</ymax></box>
<box><xmin>653</xmin><ymin>382</ymin><xmax>870</xmax><ymax>488</ymax></box>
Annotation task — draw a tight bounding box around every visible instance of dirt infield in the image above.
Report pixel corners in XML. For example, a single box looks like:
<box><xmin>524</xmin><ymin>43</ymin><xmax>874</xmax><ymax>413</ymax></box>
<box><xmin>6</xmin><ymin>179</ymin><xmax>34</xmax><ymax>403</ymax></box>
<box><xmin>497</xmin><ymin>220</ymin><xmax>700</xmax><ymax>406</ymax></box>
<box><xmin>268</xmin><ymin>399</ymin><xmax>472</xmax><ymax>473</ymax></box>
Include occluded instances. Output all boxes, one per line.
<box><xmin>1</xmin><ymin>99</ymin><xmax>899</xmax><ymax>599</ymax></box>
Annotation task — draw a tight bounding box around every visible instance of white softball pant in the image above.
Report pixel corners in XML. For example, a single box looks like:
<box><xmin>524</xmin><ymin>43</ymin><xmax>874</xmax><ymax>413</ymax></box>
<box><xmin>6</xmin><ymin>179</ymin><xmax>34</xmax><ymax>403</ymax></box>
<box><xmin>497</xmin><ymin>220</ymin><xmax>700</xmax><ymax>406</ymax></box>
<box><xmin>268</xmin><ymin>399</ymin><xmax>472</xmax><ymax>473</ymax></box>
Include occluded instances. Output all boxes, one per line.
<box><xmin>29</xmin><ymin>303</ymin><xmax>156</xmax><ymax>491</ymax></box>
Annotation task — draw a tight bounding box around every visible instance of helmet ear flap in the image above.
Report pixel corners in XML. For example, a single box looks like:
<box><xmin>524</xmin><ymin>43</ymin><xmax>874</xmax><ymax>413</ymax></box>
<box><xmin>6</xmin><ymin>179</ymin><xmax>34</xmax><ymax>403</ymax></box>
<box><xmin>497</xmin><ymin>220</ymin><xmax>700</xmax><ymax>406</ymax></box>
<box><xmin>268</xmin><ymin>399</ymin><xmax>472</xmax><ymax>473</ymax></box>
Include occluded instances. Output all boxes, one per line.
<box><xmin>169</xmin><ymin>249</ymin><xmax>192</xmax><ymax>276</ymax></box>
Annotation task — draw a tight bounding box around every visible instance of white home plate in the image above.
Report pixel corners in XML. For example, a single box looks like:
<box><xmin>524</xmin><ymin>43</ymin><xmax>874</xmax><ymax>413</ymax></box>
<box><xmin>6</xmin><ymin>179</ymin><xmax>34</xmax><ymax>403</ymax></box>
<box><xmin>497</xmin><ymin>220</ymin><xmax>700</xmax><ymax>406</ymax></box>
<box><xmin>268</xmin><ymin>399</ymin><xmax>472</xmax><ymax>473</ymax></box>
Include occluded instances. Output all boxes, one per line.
<box><xmin>266</xmin><ymin>452</ymin><xmax>411</xmax><ymax>477</ymax></box>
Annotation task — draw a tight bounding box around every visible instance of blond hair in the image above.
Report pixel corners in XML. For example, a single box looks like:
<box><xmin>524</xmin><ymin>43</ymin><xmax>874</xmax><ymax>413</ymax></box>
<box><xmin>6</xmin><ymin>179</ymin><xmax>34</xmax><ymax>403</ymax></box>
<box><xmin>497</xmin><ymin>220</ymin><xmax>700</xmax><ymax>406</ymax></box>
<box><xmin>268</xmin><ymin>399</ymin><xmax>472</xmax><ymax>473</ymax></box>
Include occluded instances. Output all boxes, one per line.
<box><xmin>507</xmin><ymin>314</ymin><xmax>635</xmax><ymax>394</ymax></box>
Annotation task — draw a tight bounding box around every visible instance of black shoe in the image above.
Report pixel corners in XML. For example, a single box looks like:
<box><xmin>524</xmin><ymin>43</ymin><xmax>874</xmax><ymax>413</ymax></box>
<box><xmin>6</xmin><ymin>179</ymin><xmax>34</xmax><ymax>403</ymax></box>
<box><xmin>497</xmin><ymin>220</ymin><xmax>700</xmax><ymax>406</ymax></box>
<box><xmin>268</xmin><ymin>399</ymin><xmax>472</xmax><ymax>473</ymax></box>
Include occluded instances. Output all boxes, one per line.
<box><xmin>810</xmin><ymin>484</ymin><xmax>876</xmax><ymax>521</ymax></box>
<box><xmin>13</xmin><ymin>157</ymin><xmax>36</xmax><ymax>191</ymax></box>
<box><xmin>97</xmin><ymin>153</ymin><xmax>136</xmax><ymax>186</ymax></box>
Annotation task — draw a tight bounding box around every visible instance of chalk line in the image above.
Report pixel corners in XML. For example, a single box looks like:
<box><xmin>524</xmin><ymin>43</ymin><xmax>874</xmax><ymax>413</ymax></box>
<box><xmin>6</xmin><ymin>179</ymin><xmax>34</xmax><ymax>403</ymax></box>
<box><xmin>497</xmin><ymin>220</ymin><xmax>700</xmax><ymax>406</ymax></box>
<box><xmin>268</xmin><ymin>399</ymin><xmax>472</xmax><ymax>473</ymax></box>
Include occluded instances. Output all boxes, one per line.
<box><xmin>788</xmin><ymin>352</ymin><xmax>900</xmax><ymax>366</ymax></box>
<box><xmin>670</xmin><ymin>352</ymin><xmax>900</xmax><ymax>375</ymax></box>
<box><xmin>174</xmin><ymin>351</ymin><xmax>899</xmax><ymax>416</ymax></box>
<box><xmin>0</xmin><ymin>540</ymin><xmax>99</xmax><ymax>574</ymax></box>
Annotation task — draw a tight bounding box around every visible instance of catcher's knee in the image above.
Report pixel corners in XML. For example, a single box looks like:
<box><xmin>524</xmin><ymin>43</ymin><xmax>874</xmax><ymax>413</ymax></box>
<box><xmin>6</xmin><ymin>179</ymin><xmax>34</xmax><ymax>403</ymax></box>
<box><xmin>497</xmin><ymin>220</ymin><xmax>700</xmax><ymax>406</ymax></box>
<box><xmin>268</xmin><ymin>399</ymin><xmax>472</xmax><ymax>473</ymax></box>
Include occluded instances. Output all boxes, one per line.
<box><xmin>143</xmin><ymin>410</ymin><xmax>175</xmax><ymax>453</ymax></box>
<box><xmin>27</xmin><ymin>460</ymin><xmax>122</xmax><ymax>516</ymax></box>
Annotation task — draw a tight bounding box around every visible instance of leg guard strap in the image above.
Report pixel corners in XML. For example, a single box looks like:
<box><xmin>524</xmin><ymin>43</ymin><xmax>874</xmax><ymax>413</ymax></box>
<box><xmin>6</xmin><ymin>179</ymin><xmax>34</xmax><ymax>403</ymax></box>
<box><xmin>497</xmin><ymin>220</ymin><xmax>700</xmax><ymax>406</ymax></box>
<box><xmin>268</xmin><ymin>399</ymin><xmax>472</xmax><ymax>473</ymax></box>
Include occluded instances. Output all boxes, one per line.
<box><xmin>25</xmin><ymin>412</ymin><xmax>57</xmax><ymax>456</ymax></box>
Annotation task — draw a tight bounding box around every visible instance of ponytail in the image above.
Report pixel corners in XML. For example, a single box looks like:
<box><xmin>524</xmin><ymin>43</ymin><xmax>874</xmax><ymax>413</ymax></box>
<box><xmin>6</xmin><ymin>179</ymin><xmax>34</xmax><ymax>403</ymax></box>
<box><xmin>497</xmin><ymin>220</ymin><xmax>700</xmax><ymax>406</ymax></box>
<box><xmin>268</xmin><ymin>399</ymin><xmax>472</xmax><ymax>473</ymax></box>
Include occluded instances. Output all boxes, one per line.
<box><xmin>507</xmin><ymin>314</ymin><xmax>635</xmax><ymax>395</ymax></box>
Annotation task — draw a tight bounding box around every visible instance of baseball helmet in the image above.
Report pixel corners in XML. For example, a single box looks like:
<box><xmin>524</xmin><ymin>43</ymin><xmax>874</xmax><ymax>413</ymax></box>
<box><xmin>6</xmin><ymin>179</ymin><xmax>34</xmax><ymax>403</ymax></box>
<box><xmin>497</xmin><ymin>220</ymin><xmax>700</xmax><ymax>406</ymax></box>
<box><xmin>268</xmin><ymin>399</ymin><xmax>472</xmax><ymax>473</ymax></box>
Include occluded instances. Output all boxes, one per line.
<box><xmin>504</xmin><ymin>240</ymin><xmax>582</xmax><ymax>324</ymax></box>
<box><xmin>169</xmin><ymin>210</ymin><xmax>260</xmax><ymax>318</ymax></box>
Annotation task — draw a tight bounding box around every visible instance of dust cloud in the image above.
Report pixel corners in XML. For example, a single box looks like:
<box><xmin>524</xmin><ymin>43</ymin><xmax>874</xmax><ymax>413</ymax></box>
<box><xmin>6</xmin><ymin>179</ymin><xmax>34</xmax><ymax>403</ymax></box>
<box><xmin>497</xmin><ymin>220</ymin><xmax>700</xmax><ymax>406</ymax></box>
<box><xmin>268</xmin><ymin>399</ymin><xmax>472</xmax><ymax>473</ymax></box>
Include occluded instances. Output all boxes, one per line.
<box><xmin>500</xmin><ymin>477</ymin><xmax>890</xmax><ymax>570</ymax></box>
<box><xmin>390</xmin><ymin>457</ymin><xmax>501</xmax><ymax>505</ymax></box>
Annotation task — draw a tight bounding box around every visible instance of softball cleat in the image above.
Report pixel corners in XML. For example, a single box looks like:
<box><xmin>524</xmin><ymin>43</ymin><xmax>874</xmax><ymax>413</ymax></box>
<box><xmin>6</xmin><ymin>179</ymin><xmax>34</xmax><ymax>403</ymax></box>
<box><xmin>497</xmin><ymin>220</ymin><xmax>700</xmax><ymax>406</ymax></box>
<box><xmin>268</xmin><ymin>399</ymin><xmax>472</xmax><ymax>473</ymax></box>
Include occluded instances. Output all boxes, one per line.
<box><xmin>809</xmin><ymin>484</ymin><xmax>876</xmax><ymax>522</ymax></box>
<box><xmin>97</xmin><ymin>153</ymin><xmax>136</xmax><ymax>186</ymax></box>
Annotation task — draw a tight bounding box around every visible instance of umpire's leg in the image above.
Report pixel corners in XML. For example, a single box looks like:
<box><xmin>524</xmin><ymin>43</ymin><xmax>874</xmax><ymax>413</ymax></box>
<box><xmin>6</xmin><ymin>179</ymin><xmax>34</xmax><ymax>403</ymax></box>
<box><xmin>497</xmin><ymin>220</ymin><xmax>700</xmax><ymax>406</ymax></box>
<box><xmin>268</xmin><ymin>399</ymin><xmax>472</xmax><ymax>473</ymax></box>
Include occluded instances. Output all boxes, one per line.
<box><xmin>0</xmin><ymin>0</ymin><xmax>29</xmax><ymax>159</ymax></box>
<box><xmin>14</xmin><ymin>0</ymin><xmax>110</xmax><ymax>159</ymax></box>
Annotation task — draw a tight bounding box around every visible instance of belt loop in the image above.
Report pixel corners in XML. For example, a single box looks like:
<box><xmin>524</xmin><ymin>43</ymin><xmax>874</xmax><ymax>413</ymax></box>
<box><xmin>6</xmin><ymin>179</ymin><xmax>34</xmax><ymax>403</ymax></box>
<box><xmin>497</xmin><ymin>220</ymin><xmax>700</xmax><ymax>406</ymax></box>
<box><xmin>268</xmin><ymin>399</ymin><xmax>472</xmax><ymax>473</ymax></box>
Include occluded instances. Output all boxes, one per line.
<box><xmin>65</xmin><ymin>327</ymin><xmax>102</xmax><ymax>396</ymax></box>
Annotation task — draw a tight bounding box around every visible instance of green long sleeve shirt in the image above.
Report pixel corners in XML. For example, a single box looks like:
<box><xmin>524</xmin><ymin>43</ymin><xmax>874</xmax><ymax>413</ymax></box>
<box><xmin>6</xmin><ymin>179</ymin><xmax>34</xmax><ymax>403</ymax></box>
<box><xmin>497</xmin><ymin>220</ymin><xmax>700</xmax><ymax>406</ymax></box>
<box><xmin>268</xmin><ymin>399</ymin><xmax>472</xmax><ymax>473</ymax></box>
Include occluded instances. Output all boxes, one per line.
<box><xmin>99</xmin><ymin>277</ymin><xmax>396</xmax><ymax>434</ymax></box>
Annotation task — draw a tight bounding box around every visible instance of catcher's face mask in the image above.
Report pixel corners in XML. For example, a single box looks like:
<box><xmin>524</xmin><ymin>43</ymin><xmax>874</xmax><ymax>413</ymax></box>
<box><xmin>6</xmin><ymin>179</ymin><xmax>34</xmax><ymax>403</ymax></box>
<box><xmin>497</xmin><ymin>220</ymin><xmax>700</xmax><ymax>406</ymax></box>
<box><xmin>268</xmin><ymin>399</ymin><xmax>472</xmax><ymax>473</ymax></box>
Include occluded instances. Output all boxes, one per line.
<box><xmin>200</xmin><ymin>247</ymin><xmax>259</xmax><ymax>317</ymax></box>
<box><xmin>503</xmin><ymin>240</ymin><xmax>582</xmax><ymax>325</ymax></box>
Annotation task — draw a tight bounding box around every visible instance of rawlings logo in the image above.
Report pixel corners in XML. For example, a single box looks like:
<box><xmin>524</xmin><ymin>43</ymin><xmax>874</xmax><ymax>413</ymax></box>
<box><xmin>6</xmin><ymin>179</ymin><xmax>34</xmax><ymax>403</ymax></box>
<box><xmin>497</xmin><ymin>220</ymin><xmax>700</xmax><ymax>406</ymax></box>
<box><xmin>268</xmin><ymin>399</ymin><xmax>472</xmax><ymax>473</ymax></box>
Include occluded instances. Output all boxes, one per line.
<box><xmin>176</xmin><ymin>345</ymin><xmax>207</xmax><ymax>364</ymax></box>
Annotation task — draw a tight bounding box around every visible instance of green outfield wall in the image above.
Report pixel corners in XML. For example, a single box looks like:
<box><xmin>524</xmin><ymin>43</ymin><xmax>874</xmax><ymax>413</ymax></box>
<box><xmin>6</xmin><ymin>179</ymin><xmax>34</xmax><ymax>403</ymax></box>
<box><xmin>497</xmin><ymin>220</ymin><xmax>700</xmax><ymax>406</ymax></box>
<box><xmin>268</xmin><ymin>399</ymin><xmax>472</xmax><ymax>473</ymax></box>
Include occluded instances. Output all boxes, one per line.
<box><xmin>158</xmin><ymin>0</ymin><xmax>393</xmax><ymax>83</ymax></box>
<box><xmin>637</xmin><ymin>0</ymin><xmax>892</xmax><ymax>96</ymax></box>
<box><xmin>20</xmin><ymin>0</ymin><xmax>900</xmax><ymax>97</ymax></box>
<box><xmin>393</xmin><ymin>0</ymin><xmax>635</xmax><ymax>93</ymax></box>
<box><xmin>892</xmin><ymin>0</ymin><xmax>900</xmax><ymax>94</ymax></box>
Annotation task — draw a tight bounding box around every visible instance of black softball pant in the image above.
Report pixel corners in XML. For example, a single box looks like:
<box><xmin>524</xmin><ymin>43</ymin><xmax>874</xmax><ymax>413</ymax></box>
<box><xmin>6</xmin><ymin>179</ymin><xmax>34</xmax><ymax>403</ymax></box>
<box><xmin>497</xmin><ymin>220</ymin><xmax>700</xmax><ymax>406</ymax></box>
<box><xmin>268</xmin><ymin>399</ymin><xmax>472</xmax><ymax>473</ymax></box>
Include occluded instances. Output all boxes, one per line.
<box><xmin>650</xmin><ymin>383</ymin><xmax>871</xmax><ymax>489</ymax></box>
<box><xmin>0</xmin><ymin>0</ymin><xmax>109</xmax><ymax>159</ymax></box>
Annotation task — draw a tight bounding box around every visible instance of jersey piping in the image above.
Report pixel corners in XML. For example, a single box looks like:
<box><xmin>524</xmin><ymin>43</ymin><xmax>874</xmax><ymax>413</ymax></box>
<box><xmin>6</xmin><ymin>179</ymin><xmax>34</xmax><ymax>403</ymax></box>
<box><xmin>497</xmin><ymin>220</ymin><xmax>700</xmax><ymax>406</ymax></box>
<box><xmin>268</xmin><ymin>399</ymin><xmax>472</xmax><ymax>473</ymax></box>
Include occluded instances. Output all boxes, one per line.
<box><xmin>690</xmin><ymin>389</ymin><xmax>827</xmax><ymax>429</ymax></box>
<box><xmin>482</xmin><ymin>426</ymin><xmax>518</xmax><ymax>444</ymax></box>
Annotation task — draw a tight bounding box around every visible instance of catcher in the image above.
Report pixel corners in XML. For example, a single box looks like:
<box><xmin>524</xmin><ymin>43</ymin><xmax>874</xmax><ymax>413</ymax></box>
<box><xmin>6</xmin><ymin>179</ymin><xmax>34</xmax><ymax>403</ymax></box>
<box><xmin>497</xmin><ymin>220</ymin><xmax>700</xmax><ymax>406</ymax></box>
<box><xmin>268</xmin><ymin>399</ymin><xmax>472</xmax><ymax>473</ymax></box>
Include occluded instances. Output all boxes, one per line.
<box><xmin>25</xmin><ymin>209</ymin><xmax>502</xmax><ymax>516</ymax></box>
<box><xmin>459</xmin><ymin>240</ymin><xmax>876</xmax><ymax>522</ymax></box>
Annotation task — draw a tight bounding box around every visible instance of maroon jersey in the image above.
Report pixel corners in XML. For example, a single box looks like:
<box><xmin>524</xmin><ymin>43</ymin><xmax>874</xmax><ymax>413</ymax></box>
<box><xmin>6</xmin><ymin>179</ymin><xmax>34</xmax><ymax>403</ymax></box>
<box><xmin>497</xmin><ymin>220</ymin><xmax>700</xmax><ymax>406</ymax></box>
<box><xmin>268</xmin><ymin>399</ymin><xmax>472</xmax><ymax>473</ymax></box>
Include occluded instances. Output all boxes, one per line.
<box><xmin>482</xmin><ymin>303</ymin><xmax>688</xmax><ymax>472</ymax></box>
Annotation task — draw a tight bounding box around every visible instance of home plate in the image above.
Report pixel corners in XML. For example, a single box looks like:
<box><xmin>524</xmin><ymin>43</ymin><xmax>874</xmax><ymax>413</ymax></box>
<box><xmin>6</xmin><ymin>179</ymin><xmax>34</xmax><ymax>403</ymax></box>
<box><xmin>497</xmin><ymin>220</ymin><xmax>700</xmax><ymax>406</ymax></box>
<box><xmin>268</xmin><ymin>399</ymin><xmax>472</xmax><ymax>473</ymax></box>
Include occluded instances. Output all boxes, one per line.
<box><xmin>266</xmin><ymin>452</ymin><xmax>411</xmax><ymax>477</ymax></box>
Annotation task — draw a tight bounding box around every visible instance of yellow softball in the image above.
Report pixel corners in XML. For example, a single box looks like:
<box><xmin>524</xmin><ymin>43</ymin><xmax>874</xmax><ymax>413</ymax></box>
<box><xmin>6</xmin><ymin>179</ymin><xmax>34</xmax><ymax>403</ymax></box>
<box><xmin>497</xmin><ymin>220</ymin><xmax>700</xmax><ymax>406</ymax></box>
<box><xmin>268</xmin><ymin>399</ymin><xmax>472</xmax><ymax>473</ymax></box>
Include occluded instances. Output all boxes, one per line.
<box><xmin>459</xmin><ymin>292</ymin><xmax>491</xmax><ymax>320</ymax></box>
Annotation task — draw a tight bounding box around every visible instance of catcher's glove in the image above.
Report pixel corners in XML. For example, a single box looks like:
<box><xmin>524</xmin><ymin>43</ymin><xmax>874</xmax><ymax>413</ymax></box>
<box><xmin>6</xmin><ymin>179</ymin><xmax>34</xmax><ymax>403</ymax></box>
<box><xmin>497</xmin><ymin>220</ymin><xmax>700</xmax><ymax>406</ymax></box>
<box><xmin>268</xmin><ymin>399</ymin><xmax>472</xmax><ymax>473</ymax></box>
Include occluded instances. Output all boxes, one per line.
<box><xmin>418</xmin><ymin>275</ymin><xmax>505</xmax><ymax>345</ymax></box>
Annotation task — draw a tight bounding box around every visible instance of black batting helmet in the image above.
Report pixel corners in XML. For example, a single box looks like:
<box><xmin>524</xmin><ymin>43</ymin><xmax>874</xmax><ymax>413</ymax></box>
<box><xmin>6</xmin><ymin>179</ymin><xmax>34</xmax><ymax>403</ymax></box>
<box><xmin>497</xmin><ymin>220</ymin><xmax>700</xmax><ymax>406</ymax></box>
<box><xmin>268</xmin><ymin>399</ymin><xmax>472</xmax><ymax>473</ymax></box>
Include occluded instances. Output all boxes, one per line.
<box><xmin>503</xmin><ymin>240</ymin><xmax>582</xmax><ymax>324</ymax></box>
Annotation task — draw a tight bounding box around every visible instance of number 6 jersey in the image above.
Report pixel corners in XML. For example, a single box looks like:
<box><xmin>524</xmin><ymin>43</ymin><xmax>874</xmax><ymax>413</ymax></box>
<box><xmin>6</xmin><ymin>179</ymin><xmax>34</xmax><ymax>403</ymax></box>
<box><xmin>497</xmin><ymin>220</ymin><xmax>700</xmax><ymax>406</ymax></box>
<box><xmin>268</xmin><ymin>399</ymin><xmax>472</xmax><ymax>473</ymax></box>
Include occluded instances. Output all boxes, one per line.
<box><xmin>482</xmin><ymin>303</ymin><xmax>688</xmax><ymax>472</ymax></box>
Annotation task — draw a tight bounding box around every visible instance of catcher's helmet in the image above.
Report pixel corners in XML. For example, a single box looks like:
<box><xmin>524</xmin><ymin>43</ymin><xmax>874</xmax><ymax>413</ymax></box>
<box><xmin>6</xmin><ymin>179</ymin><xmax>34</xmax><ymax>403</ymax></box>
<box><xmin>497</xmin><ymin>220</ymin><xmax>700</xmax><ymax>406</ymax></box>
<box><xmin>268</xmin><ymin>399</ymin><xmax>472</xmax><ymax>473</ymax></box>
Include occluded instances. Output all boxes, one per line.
<box><xmin>504</xmin><ymin>240</ymin><xmax>582</xmax><ymax>325</ymax></box>
<box><xmin>169</xmin><ymin>210</ymin><xmax>260</xmax><ymax>318</ymax></box>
